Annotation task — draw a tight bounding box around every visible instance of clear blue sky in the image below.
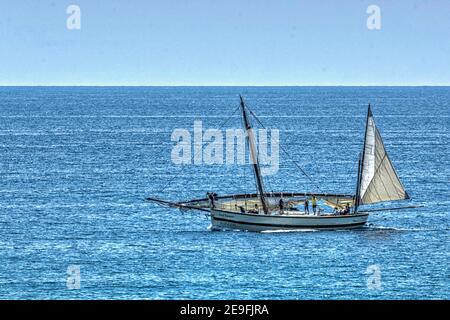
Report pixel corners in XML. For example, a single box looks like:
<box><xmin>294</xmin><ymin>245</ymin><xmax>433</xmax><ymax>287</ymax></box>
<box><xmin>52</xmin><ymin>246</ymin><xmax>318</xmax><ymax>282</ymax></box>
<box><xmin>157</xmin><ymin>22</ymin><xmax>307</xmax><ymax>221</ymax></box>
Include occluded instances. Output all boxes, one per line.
<box><xmin>1</xmin><ymin>0</ymin><xmax>449</xmax><ymax>85</ymax></box>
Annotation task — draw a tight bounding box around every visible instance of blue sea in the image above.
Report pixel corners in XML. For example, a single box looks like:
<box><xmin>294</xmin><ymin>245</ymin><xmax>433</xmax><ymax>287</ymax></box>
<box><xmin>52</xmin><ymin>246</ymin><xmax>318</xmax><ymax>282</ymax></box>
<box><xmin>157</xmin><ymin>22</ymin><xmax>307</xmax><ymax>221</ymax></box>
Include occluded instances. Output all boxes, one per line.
<box><xmin>0</xmin><ymin>86</ymin><xmax>448</xmax><ymax>299</ymax></box>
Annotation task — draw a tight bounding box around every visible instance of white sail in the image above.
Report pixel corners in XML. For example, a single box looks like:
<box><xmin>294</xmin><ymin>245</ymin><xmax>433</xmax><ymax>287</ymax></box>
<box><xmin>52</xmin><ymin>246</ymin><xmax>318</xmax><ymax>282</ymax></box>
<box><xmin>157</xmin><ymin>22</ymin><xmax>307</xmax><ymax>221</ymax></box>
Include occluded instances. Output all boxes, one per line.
<box><xmin>358</xmin><ymin>107</ymin><xmax>409</xmax><ymax>205</ymax></box>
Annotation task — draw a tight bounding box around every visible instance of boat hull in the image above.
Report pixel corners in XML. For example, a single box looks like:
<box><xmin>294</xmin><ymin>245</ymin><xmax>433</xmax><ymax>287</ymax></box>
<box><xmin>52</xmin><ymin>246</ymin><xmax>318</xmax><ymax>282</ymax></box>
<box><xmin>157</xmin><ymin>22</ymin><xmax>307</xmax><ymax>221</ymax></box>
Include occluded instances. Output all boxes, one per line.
<box><xmin>210</xmin><ymin>209</ymin><xmax>369</xmax><ymax>232</ymax></box>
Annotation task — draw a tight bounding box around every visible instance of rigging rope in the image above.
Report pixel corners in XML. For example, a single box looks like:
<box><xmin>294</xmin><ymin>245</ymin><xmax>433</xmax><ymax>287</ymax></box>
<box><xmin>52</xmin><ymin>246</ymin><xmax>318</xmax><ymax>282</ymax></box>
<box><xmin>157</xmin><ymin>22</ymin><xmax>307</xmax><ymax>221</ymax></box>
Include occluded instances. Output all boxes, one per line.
<box><xmin>151</xmin><ymin>105</ymin><xmax>241</xmax><ymax>197</ymax></box>
<box><xmin>149</xmin><ymin>99</ymin><xmax>324</xmax><ymax>201</ymax></box>
<box><xmin>245</xmin><ymin>105</ymin><xmax>323</xmax><ymax>193</ymax></box>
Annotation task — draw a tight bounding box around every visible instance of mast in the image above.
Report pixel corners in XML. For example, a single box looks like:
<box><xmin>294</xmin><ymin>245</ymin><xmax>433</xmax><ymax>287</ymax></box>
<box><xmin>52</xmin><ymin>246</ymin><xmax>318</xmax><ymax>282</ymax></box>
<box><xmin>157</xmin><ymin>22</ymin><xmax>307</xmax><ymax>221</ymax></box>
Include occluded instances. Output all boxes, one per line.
<box><xmin>239</xmin><ymin>95</ymin><xmax>269</xmax><ymax>215</ymax></box>
<box><xmin>354</xmin><ymin>152</ymin><xmax>362</xmax><ymax>212</ymax></box>
<box><xmin>355</xmin><ymin>104</ymin><xmax>372</xmax><ymax>211</ymax></box>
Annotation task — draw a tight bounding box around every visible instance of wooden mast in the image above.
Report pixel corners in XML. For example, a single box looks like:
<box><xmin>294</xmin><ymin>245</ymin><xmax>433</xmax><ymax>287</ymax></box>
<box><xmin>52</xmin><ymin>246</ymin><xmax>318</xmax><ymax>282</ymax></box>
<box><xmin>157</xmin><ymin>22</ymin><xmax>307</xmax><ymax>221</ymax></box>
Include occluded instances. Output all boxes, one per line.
<box><xmin>355</xmin><ymin>104</ymin><xmax>372</xmax><ymax>212</ymax></box>
<box><xmin>354</xmin><ymin>152</ymin><xmax>362</xmax><ymax>213</ymax></box>
<box><xmin>240</xmin><ymin>95</ymin><xmax>269</xmax><ymax>215</ymax></box>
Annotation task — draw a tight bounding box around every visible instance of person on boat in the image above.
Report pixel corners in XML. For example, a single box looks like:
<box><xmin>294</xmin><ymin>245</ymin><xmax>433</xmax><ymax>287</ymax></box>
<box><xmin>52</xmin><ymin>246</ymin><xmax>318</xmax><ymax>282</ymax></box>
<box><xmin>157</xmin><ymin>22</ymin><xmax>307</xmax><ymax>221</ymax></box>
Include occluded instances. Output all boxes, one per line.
<box><xmin>312</xmin><ymin>196</ymin><xmax>317</xmax><ymax>214</ymax></box>
<box><xmin>304</xmin><ymin>198</ymin><xmax>310</xmax><ymax>214</ymax></box>
<box><xmin>279</xmin><ymin>198</ymin><xmax>284</xmax><ymax>214</ymax></box>
<box><xmin>207</xmin><ymin>192</ymin><xmax>216</xmax><ymax>208</ymax></box>
<box><xmin>249</xmin><ymin>203</ymin><xmax>259</xmax><ymax>214</ymax></box>
<box><xmin>343</xmin><ymin>204</ymin><xmax>350</xmax><ymax>215</ymax></box>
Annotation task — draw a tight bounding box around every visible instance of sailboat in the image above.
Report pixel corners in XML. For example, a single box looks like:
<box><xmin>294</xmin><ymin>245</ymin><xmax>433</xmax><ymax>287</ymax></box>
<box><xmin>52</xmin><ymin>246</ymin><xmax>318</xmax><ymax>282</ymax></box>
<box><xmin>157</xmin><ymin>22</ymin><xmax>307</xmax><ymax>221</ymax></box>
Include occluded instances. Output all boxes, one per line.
<box><xmin>147</xmin><ymin>96</ymin><xmax>412</xmax><ymax>232</ymax></box>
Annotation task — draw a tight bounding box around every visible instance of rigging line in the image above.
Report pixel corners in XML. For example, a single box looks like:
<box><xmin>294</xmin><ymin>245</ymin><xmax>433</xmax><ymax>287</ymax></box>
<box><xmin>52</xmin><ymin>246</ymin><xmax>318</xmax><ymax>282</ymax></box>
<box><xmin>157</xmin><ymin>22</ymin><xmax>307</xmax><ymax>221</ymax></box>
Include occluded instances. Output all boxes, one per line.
<box><xmin>374</xmin><ymin>155</ymin><xmax>392</xmax><ymax>201</ymax></box>
<box><xmin>383</xmin><ymin>141</ymin><xmax>409</xmax><ymax>198</ymax></box>
<box><xmin>151</xmin><ymin>105</ymin><xmax>242</xmax><ymax>197</ymax></box>
<box><xmin>250</xmin><ymin>111</ymin><xmax>322</xmax><ymax>192</ymax></box>
<box><xmin>249</xmin><ymin>116</ymin><xmax>275</xmax><ymax>194</ymax></box>
<box><xmin>365</xmin><ymin>136</ymin><xmax>401</xmax><ymax>202</ymax></box>
<box><xmin>351</xmin><ymin>153</ymin><xmax>359</xmax><ymax>198</ymax></box>
<box><xmin>244</xmin><ymin>105</ymin><xmax>323</xmax><ymax>192</ymax></box>
<box><xmin>375</xmin><ymin>131</ymin><xmax>405</xmax><ymax>199</ymax></box>
<box><xmin>367</xmin><ymin>149</ymin><xmax>387</xmax><ymax>203</ymax></box>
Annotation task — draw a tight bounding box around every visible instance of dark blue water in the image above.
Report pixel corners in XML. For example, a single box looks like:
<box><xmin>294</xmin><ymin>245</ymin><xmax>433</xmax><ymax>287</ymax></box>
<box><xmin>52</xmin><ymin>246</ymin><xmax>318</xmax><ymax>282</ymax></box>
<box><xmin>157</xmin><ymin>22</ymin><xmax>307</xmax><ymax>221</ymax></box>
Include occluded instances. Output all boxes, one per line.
<box><xmin>0</xmin><ymin>87</ymin><xmax>448</xmax><ymax>299</ymax></box>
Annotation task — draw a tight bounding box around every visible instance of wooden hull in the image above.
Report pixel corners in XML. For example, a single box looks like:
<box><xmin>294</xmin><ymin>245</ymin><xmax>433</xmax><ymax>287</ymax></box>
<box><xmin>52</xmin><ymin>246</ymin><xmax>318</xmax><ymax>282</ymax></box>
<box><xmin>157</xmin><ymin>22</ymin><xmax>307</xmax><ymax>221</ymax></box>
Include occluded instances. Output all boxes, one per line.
<box><xmin>210</xmin><ymin>209</ymin><xmax>369</xmax><ymax>232</ymax></box>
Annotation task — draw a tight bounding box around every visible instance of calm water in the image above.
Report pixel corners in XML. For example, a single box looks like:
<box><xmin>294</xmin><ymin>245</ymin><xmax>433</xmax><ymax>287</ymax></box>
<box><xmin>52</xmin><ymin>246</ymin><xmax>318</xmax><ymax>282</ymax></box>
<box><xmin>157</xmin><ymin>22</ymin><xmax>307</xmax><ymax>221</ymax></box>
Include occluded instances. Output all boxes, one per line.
<box><xmin>0</xmin><ymin>86</ymin><xmax>448</xmax><ymax>299</ymax></box>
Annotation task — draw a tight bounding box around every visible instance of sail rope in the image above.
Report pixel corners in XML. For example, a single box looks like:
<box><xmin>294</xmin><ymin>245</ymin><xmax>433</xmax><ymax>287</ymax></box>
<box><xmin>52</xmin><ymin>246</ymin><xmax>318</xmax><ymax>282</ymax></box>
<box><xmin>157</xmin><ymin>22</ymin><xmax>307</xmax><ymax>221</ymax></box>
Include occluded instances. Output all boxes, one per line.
<box><xmin>150</xmin><ymin>105</ymin><xmax>241</xmax><ymax>197</ymax></box>
<box><xmin>244</xmin><ymin>105</ymin><xmax>324</xmax><ymax>193</ymax></box>
<box><xmin>241</xmin><ymin>106</ymin><xmax>275</xmax><ymax>195</ymax></box>
<box><xmin>149</xmin><ymin>99</ymin><xmax>324</xmax><ymax>203</ymax></box>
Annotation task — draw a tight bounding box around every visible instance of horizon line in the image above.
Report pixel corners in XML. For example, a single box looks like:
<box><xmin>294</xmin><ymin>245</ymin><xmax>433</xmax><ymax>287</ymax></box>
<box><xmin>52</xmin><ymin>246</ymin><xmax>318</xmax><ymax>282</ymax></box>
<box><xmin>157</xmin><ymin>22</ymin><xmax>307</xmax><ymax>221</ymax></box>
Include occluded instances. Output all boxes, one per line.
<box><xmin>1</xmin><ymin>84</ymin><xmax>450</xmax><ymax>87</ymax></box>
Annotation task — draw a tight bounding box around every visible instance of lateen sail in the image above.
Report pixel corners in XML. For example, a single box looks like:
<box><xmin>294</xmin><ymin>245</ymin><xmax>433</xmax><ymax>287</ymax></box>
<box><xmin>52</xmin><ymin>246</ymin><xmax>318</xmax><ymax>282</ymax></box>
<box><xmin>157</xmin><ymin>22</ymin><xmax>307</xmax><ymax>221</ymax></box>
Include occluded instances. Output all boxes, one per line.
<box><xmin>358</xmin><ymin>106</ymin><xmax>409</xmax><ymax>205</ymax></box>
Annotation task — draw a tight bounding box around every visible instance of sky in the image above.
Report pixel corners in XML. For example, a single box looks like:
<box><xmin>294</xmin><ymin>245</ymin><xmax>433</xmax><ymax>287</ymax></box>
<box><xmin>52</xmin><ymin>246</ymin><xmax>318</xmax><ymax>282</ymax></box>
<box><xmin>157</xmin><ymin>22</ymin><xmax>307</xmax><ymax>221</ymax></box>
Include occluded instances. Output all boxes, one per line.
<box><xmin>0</xmin><ymin>0</ymin><xmax>449</xmax><ymax>86</ymax></box>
